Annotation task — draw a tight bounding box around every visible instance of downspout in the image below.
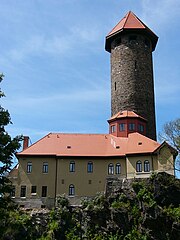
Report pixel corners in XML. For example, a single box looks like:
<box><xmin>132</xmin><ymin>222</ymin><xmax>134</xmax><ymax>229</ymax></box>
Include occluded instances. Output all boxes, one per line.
<box><xmin>151</xmin><ymin>154</ymin><xmax>154</xmax><ymax>173</ymax></box>
<box><xmin>54</xmin><ymin>157</ymin><xmax>58</xmax><ymax>207</ymax></box>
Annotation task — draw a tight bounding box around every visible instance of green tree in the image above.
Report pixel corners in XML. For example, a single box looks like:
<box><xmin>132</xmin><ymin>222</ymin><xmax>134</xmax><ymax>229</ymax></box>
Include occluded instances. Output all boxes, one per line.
<box><xmin>0</xmin><ymin>73</ymin><xmax>22</xmax><ymax>235</ymax></box>
<box><xmin>160</xmin><ymin>118</ymin><xmax>180</xmax><ymax>173</ymax></box>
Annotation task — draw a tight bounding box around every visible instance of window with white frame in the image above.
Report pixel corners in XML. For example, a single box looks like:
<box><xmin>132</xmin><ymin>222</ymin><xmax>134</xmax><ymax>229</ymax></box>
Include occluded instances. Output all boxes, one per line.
<box><xmin>144</xmin><ymin>160</ymin><xmax>150</xmax><ymax>172</ymax></box>
<box><xmin>136</xmin><ymin>161</ymin><xmax>142</xmax><ymax>172</ymax></box>
<box><xmin>108</xmin><ymin>163</ymin><xmax>114</xmax><ymax>175</ymax></box>
<box><xmin>69</xmin><ymin>184</ymin><xmax>75</xmax><ymax>196</ymax></box>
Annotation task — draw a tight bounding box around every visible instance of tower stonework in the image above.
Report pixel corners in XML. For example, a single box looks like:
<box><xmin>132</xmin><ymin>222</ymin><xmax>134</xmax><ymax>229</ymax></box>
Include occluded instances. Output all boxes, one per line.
<box><xmin>105</xmin><ymin>11</ymin><xmax>158</xmax><ymax>140</ymax></box>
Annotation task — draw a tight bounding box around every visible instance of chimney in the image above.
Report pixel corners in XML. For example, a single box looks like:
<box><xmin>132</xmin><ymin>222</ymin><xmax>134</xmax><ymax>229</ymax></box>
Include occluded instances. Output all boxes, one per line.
<box><xmin>23</xmin><ymin>136</ymin><xmax>29</xmax><ymax>150</ymax></box>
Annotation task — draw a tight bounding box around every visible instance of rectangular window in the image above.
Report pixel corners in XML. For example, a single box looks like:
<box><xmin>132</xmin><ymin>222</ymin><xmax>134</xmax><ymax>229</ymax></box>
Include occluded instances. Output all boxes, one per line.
<box><xmin>10</xmin><ymin>186</ymin><xmax>16</xmax><ymax>197</ymax></box>
<box><xmin>43</xmin><ymin>162</ymin><xmax>48</xmax><ymax>173</ymax></box>
<box><xmin>41</xmin><ymin>186</ymin><xmax>47</xmax><ymax>197</ymax></box>
<box><xmin>31</xmin><ymin>186</ymin><xmax>37</xmax><ymax>194</ymax></box>
<box><xmin>27</xmin><ymin>162</ymin><xmax>32</xmax><ymax>173</ymax></box>
<box><xmin>119</xmin><ymin>123</ymin><xmax>125</xmax><ymax>131</ymax></box>
<box><xmin>69</xmin><ymin>161</ymin><xmax>75</xmax><ymax>172</ymax></box>
<box><xmin>20</xmin><ymin>186</ymin><xmax>26</xmax><ymax>198</ymax></box>
<box><xmin>111</xmin><ymin>125</ymin><xmax>116</xmax><ymax>133</ymax></box>
<box><xmin>129</xmin><ymin>123</ymin><xmax>135</xmax><ymax>131</ymax></box>
<box><xmin>138</xmin><ymin>124</ymin><xmax>144</xmax><ymax>132</ymax></box>
<box><xmin>87</xmin><ymin>162</ymin><xmax>93</xmax><ymax>173</ymax></box>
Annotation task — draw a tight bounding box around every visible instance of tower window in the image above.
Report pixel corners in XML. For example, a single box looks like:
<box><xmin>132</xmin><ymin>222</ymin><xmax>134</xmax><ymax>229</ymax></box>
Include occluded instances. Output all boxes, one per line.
<box><xmin>115</xmin><ymin>82</ymin><xmax>116</xmax><ymax>91</ymax></box>
<box><xmin>119</xmin><ymin>123</ymin><xmax>125</xmax><ymax>131</ymax></box>
<box><xmin>138</xmin><ymin>124</ymin><xmax>144</xmax><ymax>132</ymax></box>
<box><xmin>129</xmin><ymin>123</ymin><xmax>135</xmax><ymax>131</ymax></box>
<box><xmin>144</xmin><ymin>160</ymin><xmax>150</xmax><ymax>172</ymax></box>
<box><xmin>111</xmin><ymin>125</ymin><xmax>116</xmax><ymax>133</ymax></box>
<box><xmin>129</xmin><ymin>35</ymin><xmax>137</xmax><ymax>42</ymax></box>
<box><xmin>136</xmin><ymin>161</ymin><xmax>142</xmax><ymax>172</ymax></box>
<box><xmin>69</xmin><ymin>161</ymin><xmax>75</xmax><ymax>172</ymax></box>
<box><xmin>108</xmin><ymin>163</ymin><xmax>114</xmax><ymax>175</ymax></box>
<box><xmin>69</xmin><ymin>184</ymin><xmax>75</xmax><ymax>196</ymax></box>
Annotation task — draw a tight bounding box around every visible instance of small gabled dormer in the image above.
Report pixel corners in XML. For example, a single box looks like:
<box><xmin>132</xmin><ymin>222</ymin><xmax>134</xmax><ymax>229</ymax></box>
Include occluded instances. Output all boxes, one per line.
<box><xmin>108</xmin><ymin>111</ymin><xmax>147</xmax><ymax>137</ymax></box>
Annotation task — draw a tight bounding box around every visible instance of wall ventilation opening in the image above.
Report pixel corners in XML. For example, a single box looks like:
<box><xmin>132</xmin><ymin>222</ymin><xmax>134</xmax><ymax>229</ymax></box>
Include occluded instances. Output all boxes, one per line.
<box><xmin>138</xmin><ymin>142</ymin><xmax>142</xmax><ymax>145</ymax></box>
<box><xmin>67</xmin><ymin>146</ymin><xmax>71</xmax><ymax>149</ymax></box>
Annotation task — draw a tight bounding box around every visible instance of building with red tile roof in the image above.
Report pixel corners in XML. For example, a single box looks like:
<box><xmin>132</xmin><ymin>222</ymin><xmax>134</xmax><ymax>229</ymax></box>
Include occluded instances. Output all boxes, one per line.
<box><xmin>9</xmin><ymin>12</ymin><xmax>176</xmax><ymax>208</ymax></box>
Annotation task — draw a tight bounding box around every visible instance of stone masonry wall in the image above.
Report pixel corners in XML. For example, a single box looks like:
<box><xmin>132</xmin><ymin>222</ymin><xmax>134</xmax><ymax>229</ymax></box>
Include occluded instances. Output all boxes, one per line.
<box><xmin>111</xmin><ymin>33</ymin><xmax>156</xmax><ymax>140</ymax></box>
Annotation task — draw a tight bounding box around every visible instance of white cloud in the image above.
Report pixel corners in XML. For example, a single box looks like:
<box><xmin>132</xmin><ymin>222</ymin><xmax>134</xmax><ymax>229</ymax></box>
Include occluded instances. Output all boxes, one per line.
<box><xmin>141</xmin><ymin>0</ymin><xmax>180</xmax><ymax>30</ymax></box>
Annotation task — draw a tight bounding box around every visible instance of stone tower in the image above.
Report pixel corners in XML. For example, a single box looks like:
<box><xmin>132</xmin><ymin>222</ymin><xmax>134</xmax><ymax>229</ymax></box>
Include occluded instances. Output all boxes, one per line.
<box><xmin>105</xmin><ymin>11</ymin><xmax>158</xmax><ymax>140</ymax></box>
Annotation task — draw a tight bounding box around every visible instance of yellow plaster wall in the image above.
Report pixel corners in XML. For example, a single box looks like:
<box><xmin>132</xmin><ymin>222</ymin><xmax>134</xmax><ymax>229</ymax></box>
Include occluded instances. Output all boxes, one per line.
<box><xmin>56</xmin><ymin>157</ymin><xmax>126</xmax><ymax>197</ymax></box>
<box><xmin>157</xmin><ymin>146</ymin><xmax>174</xmax><ymax>175</ymax></box>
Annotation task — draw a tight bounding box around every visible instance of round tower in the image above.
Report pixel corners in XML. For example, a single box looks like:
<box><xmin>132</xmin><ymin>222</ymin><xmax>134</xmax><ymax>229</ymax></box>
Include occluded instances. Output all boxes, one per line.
<box><xmin>105</xmin><ymin>11</ymin><xmax>158</xmax><ymax>140</ymax></box>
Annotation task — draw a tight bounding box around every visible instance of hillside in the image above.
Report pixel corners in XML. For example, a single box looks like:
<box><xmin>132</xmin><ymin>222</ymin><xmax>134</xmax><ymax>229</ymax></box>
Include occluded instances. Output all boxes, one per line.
<box><xmin>1</xmin><ymin>172</ymin><xmax>180</xmax><ymax>240</ymax></box>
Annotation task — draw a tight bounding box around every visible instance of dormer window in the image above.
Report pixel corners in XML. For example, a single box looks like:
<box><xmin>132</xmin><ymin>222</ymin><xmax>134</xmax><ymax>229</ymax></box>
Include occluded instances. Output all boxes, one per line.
<box><xmin>111</xmin><ymin>125</ymin><xmax>116</xmax><ymax>133</ymax></box>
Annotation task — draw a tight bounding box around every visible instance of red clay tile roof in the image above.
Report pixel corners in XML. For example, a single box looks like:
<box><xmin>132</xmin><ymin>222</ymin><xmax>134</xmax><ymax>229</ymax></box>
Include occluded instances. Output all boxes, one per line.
<box><xmin>17</xmin><ymin>132</ymin><xmax>160</xmax><ymax>157</ymax></box>
<box><xmin>105</xmin><ymin>11</ymin><xmax>158</xmax><ymax>52</ymax></box>
<box><xmin>108</xmin><ymin>111</ymin><xmax>147</xmax><ymax>122</ymax></box>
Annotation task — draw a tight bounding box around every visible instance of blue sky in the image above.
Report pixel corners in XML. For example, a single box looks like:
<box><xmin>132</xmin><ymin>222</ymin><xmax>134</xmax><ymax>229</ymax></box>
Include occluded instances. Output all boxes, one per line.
<box><xmin>1</xmin><ymin>0</ymin><xmax>180</xmax><ymax>148</ymax></box>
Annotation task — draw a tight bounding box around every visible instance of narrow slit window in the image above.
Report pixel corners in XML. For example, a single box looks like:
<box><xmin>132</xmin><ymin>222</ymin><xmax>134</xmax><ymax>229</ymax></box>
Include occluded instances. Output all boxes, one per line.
<box><xmin>135</xmin><ymin>60</ymin><xmax>137</xmax><ymax>70</ymax></box>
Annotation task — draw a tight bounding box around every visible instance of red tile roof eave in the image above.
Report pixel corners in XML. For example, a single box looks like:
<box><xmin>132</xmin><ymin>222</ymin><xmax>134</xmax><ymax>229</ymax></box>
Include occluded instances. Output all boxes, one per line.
<box><xmin>16</xmin><ymin>153</ymin><xmax>127</xmax><ymax>158</ymax></box>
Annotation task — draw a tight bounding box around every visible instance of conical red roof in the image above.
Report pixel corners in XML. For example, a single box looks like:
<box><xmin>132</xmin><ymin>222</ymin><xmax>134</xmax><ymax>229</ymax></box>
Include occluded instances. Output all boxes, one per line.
<box><xmin>105</xmin><ymin>11</ymin><xmax>158</xmax><ymax>52</ymax></box>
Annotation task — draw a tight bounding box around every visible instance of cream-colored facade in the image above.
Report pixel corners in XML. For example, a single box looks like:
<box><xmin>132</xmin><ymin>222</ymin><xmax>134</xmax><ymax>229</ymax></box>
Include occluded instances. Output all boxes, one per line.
<box><xmin>9</xmin><ymin>142</ymin><xmax>175</xmax><ymax>209</ymax></box>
